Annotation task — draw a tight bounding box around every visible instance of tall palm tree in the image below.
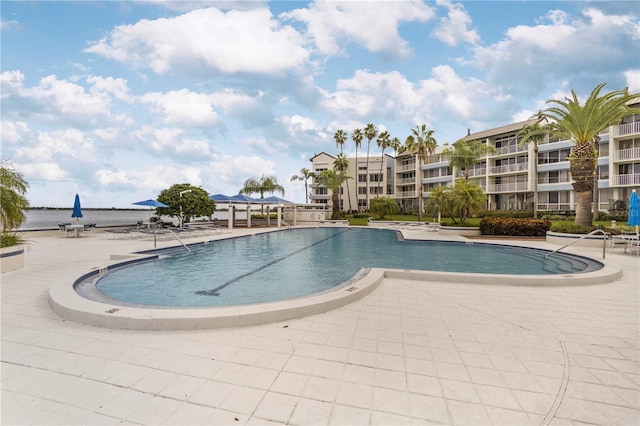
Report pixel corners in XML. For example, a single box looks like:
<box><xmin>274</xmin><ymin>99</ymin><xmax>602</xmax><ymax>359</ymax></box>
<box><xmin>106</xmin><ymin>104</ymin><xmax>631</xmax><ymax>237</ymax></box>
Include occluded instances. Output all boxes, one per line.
<box><xmin>535</xmin><ymin>83</ymin><xmax>635</xmax><ymax>226</ymax></box>
<box><xmin>389</xmin><ymin>136</ymin><xmax>402</xmax><ymax>157</ymax></box>
<box><xmin>239</xmin><ymin>175</ymin><xmax>285</xmax><ymax>199</ymax></box>
<box><xmin>333</xmin><ymin>153</ymin><xmax>350</xmax><ymax>212</ymax></box>
<box><xmin>316</xmin><ymin>169</ymin><xmax>351</xmax><ymax>220</ymax></box>
<box><xmin>376</xmin><ymin>130</ymin><xmax>391</xmax><ymax>196</ymax></box>
<box><xmin>364</xmin><ymin>123</ymin><xmax>378</xmax><ymax>209</ymax></box>
<box><xmin>351</xmin><ymin>128</ymin><xmax>364</xmax><ymax>211</ymax></box>
<box><xmin>403</xmin><ymin>124</ymin><xmax>437</xmax><ymax>221</ymax></box>
<box><xmin>0</xmin><ymin>161</ymin><xmax>30</xmax><ymax>233</ymax></box>
<box><xmin>516</xmin><ymin>120</ymin><xmax>549</xmax><ymax>218</ymax></box>
<box><xmin>334</xmin><ymin>129</ymin><xmax>352</xmax><ymax>211</ymax></box>
<box><xmin>442</xmin><ymin>138</ymin><xmax>497</xmax><ymax>183</ymax></box>
<box><xmin>290</xmin><ymin>167</ymin><xmax>315</xmax><ymax>204</ymax></box>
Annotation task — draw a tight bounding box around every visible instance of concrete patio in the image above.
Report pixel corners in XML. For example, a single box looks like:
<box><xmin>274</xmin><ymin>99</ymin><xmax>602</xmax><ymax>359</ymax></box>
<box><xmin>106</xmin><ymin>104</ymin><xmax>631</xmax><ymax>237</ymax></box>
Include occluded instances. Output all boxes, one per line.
<box><xmin>1</xmin><ymin>227</ymin><xmax>638</xmax><ymax>425</ymax></box>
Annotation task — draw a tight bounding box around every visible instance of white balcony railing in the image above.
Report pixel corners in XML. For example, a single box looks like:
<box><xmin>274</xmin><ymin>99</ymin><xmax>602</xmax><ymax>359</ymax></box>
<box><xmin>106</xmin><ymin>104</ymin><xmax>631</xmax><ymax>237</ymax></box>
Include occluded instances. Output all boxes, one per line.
<box><xmin>495</xmin><ymin>144</ymin><xmax>527</xmax><ymax>156</ymax></box>
<box><xmin>613</xmin><ymin>147</ymin><xmax>640</xmax><ymax>162</ymax></box>
<box><xmin>487</xmin><ymin>182</ymin><xmax>529</xmax><ymax>193</ymax></box>
<box><xmin>397</xmin><ymin>163</ymin><xmax>416</xmax><ymax>172</ymax></box>
<box><xmin>612</xmin><ymin>121</ymin><xmax>640</xmax><ymax>137</ymax></box>
<box><xmin>397</xmin><ymin>191</ymin><xmax>416</xmax><ymax>198</ymax></box>
<box><xmin>489</xmin><ymin>162</ymin><xmax>528</xmax><ymax>175</ymax></box>
<box><xmin>612</xmin><ymin>173</ymin><xmax>640</xmax><ymax>186</ymax></box>
<box><xmin>456</xmin><ymin>168</ymin><xmax>486</xmax><ymax>178</ymax></box>
<box><xmin>396</xmin><ymin>177</ymin><xmax>416</xmax><ymax>185</ymax></box>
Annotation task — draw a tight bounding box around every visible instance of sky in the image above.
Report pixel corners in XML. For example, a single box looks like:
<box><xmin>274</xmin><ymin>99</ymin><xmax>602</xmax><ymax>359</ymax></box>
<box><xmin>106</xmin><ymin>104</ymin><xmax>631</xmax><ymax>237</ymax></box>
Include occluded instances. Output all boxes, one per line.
<box><xmin>1</xmin><ymin>1</ymin><xmax>639</xmax><ymax>208</ymax></box>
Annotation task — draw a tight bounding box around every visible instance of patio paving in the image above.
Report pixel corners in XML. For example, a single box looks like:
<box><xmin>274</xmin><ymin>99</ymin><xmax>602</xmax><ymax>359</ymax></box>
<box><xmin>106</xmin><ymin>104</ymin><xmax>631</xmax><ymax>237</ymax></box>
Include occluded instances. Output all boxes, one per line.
<box><xmin>1</xmin><ymin>227</ymin><xmax>638</xmax><ymax>425</ymax></box>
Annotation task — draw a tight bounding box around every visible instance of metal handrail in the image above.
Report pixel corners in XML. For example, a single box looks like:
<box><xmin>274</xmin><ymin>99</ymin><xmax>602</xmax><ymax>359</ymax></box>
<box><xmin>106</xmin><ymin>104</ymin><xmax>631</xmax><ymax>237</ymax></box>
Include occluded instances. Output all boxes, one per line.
<box><xmin>545</xmin><ymin>229</ymin><xmax>608</xmax><ymax>259</ymax></box>
<box><xmin>166</xmin><ymin>229</ymin><xmax>192</xmax><ymax>252</ymax></box>
<box><xmin>280</xmin><ymin>219</ymin><xmax>291</xmax><ymax>230</ymax></box>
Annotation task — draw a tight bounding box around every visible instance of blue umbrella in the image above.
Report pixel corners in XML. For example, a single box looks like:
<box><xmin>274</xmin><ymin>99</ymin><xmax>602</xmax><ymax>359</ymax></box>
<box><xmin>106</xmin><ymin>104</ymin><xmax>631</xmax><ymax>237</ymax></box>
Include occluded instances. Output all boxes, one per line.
<box><xmin>262</xmin><ymin>196</ymin><xmax>293</xmax><ymax>204</ymax></box>
<box><xmin>209</xmin><ymin>194</ymin><xmax>233</xmax><ymax>202</ymax></box>
<box><xmin>230</xmin><ymin>194</ymin><xmax>258</xmax><ymax>203</ymax></box>
<box><xmin>71</xmin><ymin>193</ymin><xmax>83</xmax><ymax>223</ymax></box>
<box><xmin>132</xmin><ymin>199</ymin><xmax>169</xmax><ymax>227</ymax></box>
<box><xmin>627</xmin><ymin>189</ymin><xmax>640</xmax><ymax>232</ymax></box>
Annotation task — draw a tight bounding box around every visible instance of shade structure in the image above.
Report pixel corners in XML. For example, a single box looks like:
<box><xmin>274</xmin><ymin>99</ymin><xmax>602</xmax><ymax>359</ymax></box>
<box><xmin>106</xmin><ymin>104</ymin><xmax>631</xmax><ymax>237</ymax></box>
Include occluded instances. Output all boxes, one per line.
<box><xmin>262</xmin><ymin>196</ymin><xmax>293</xmax><ymax>204</ymax></box>
<box><xmin>132</xmin><ymin>199</ymin><xmax>169</xmax><ymax>208</ymax></box>
<box><xmin>627</xmin><ymin>189</ymin><xmax>640</xmax><ymax>231</ymax></box>
<box><xmin>71</xmin><ymin>194</ymin><xmax>83</xmax><ymax>223</ymax></box>
<box><xmin>132</xmin><ymin>199</ymin><xmax>169</xmax><ymax>228</ymax></box>
<box><xmin>209</xmin><ymin>194</ymin><xmax>233</xmax><ymax>202</ymax></box>
<box><xmin>230</xmin><ymin>194</ymin><xmax>258</xmax><ymax>203</ymax></box>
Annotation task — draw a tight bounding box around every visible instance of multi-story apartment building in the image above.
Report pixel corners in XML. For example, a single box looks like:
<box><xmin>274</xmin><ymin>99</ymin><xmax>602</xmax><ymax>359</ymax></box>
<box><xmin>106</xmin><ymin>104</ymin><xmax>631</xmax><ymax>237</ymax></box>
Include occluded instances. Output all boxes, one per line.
<box><xmin>310</xmin><ymin>99</ymin><xmax>640</xmax><ymax>216</ymax></box>
<box><xmin>309</xmin><ymin>152</ymin><xmax>394</xmax><ymax>212</ymax></box>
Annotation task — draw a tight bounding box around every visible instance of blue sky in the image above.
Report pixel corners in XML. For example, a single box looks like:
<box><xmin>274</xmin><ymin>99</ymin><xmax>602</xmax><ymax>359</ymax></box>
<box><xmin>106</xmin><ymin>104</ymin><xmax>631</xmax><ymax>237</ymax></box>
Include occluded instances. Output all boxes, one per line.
<box><xmin>2</xmin><ymin>1</ymin><xmax>639</xmax><ymax>208</ymax></box>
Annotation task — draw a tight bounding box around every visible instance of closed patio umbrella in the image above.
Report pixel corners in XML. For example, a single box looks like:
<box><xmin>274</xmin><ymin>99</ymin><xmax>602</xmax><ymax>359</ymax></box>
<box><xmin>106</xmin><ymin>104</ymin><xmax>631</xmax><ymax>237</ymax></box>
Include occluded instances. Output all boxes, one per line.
<box><xmin>627</xmin><ymin>189</ymin><xmax>640</xmax><ymax>233</ymax></box>
<box><xmin>71</xmin><ymin>193</ymin><xmax>83</xmax><ymax>224</ymax></box>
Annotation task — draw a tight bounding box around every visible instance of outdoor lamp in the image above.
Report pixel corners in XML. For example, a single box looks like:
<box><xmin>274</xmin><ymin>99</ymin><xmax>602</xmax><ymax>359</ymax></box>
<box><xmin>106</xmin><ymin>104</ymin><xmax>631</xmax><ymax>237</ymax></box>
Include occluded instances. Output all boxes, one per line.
<box><xmin>179</xmin><ymin>189</ymin><xmax>192</xmax><ymax>229</ymax></box>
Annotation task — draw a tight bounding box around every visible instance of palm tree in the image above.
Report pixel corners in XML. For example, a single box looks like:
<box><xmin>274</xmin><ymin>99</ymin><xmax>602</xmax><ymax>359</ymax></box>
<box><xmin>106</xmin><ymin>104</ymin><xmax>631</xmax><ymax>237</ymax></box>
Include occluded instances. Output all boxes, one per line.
<box><xmin>333</xmin><ymin>153</ymin><xmax>350</xmax><ymax>212</ymax></box>
<box><xmin>425</xmin><ymin>184</ymin><xmax>453</xmax><ymax>223</ymax></box>
<box><xmin>389</xmin><ymin>137</ymin><xmax>402</xmax><ymax>157</ymax></box>
<box><xmin>375</xmin><ymin>131</ymin><xmax>391</xmax><ymax>196</ymax></box>
<box><xmin>450</xmin><ymin>178</ymin><xmax>487</xmax><ymax>223</ymax></box>
<box><xmin>535</xmin><ymin>83</ymin><xmax>635</xmax><ymax>226</ymax></box>
<box><xmin>0</xmin><ymin>161</ymin><xmax>30</xmax><ymax>233</ymax></box>
<box><xmin>316</xmin><ymin>169</ymin><xmax>351</xmax><ymax>219</ymax></box>
<box><xmin>516</xmin><ymin>120</ymin><xmax>549</xmax><ymax>218</ymax></box>
<box><xmin>369</xmin><ymin>196</ymin><xmax>399</xmax><ymax>219</ymax></box>
<box><xmin>334</xmin><ymin>129</ymin><xmax>352</xmax><ymax>211</ymax></box>
<box><xmin>442</xmin><ymin>138</ymin><xmax>497</xmax><ymax>183</ymax></box>
<box><xmin>239</xmin><ymin>175</ymin><xmax>285</xmax><ymax>199</ymax></box>
<box><xmin>351</xmin><ymin>128</ymin><xmax>364</xmax><ymax>211</ymax></box>
<box><xmin>290</xmin><ymin>167</ymin><xmax>315</xmax><ymax>204</ymax></box>
<box><xmin>403</xmin><ymin>124</ymin><xmax>437</xmax><ymax>221</ymax></box>
<box><xmin>364</xmin><ymin>123</ymin><xmax>378</xmax><ymax>209</ymax></box>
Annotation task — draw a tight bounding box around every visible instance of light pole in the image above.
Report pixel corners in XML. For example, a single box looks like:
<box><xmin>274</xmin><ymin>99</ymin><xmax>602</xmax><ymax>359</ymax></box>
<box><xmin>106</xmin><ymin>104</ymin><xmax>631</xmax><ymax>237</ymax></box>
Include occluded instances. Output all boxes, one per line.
<box><xmin>179</xmin><ymin>189</ymin><xmax>192</xmax><ymax>229</ymax></box>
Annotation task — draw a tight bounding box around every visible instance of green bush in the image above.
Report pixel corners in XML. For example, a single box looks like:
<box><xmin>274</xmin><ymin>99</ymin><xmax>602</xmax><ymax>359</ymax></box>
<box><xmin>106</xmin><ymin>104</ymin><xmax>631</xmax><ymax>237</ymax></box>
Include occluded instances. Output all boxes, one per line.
<box><xmin>483</xmin><ymin>210</ymin><xmax>534</xmax><ymax>219</ymax></box>
<box><xmin>352</xmin><ymin>213</ymin><xmax>370</xmax><ymax>219</ymax></box>
<box><xmin>0</xmin><ymin>232</ymin><xmax>26</xmax><ymax>248</ymax></box>
<box><xmin>549</xmin><ymin>222</ymin><xmax>596</xmax><ymax>234</ymax></box>
<box><xmin>480</xmin><ymin>217</ymin><xmax>551</xmax><ymax>237</ymax></box>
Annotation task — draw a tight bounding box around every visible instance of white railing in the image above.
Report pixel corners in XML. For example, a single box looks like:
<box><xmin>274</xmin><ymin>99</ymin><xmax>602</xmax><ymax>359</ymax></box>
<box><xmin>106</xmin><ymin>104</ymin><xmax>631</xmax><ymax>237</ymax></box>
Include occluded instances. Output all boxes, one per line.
<box><xmin>396</xmin><ymin>177</ymin><xmax>416</xmax><ymax>185</ymax></box>
<box><xmin>397</xmin><ymin>191</ymin><xmax>416</xmax><ymax>198</ymax></box>
<box><xmin>612</xmin><ymin>173</ymin><xmax>640</xmax><ymax>186</ymax></box>
<box><xmin>489</xmin><ymin>162</ymin><xmax>528</xmax><ymax>174</ymax></box>
<box><xmin>613</xmin><ymin>147</ymin><xmax>640</xmax><ymax>161</ymax></box>
<box><xmin>397</xmin><ymin>163</ymin><xmax>416</xmax><ymax>172</ymax></box>
<box><xmin>487</xmin><ymin>182</ymin><xmax>529</xmax><ymax>193</ymax></box>
<box><xmin>456</xmin><ymin>168</ymin><xmax>486</xmax><ymax>178</ymax></box>
<box><xmin>496</xmin><ymin>144</ymin><xmax>527</xmax><ymax>155</ymax></box>
<box><xmin>537</xmin><ymin>177</ymin><xmax>570</xmax><ymax>184</ymax></box>
<box><xmin>612</xmin><ymin>121</ymin><xmax>640</xmax><ymax>137</ymax></box>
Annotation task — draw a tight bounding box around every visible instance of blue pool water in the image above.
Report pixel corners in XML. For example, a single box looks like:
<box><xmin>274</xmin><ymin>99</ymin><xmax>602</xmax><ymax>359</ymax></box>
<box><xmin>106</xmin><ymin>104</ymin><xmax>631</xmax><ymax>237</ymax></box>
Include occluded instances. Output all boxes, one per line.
<box><xmin>94</xmin><ymin>228</ymin><xmax>602</xmax><ymax>307</ymax></box>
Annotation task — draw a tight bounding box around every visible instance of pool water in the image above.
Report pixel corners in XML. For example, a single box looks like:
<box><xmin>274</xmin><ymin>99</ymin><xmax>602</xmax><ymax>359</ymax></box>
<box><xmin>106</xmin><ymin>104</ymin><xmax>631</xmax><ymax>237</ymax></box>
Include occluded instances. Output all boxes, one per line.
<box><xmin>94</xmin><ymin>228</ymin><xmax>602</xmax><ymax>307</ymax></box>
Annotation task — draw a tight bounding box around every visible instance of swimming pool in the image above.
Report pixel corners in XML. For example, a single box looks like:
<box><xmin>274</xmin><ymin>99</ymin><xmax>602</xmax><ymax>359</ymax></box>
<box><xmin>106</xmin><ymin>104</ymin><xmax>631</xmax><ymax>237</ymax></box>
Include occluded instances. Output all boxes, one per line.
<box><xmin>88</xmin><ymin>227</ymin><xmax>603</xmax><ymax>308</ymax></box>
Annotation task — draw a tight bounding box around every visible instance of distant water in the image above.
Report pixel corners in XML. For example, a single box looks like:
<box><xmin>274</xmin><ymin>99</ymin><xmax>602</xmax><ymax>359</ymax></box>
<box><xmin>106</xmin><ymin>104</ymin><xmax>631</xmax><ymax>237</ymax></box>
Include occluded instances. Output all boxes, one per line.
<box><xmin>20</xmin><ymin>209</ymin><xmax>155</xmax><ymax>229</ymax></box>
<box><xmin>20</xmin><ymin>209</ymin><xmax>227</xmax><ymax>229</ymax></box>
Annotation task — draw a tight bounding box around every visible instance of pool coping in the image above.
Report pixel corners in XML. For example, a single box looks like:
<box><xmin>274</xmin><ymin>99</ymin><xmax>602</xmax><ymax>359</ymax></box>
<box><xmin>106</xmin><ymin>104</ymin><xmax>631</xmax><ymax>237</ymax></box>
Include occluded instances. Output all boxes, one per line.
<box><xmin>48</xmin><ymin>231</ymin><xmax>623</xmax><ymax>331</ymax></box>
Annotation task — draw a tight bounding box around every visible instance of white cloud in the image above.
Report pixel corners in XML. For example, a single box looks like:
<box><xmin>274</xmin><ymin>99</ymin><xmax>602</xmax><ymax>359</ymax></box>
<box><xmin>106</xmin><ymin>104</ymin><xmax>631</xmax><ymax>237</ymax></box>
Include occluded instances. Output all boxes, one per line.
<box><xmin>282</xmin><ymin>0</ymin><xmax>434</xmax><ymax>56</ymax></box>
<box><xmin>18</xmin><ymin>162</ymin><xmax>68</xmax><ymax>181</ymax></box>
<box><xmin>14</xmin><ymin>129</ymin><xmax>96</xmax><ymax>163</ymax></box>
<box><xmin>432</xmin><ymin>0</ymin><xmax>480</xmax><ymax>46</ymax></box>
<box><xmin>624</xmin><ymin>69</ymin><xmax>640</xmax><ymax>93</ymax></box>
<box><xmin>1</xmin><ymin>120</ymin><xmax>29</xmax><ymax>144</ymax></box>
<box><xmin>140</xmin><ymin>90</ymin><xmax>220</xmax><ymax>127</ymax></box>
<box><xmin>85</xmin><ymin>7</ymin><xmax>310</xmax><ymax>75</ymax></box>
<box><xmin>87</xmin><ymin>76</ymin><xmax>131</xmax><ymax>102</ymax></box>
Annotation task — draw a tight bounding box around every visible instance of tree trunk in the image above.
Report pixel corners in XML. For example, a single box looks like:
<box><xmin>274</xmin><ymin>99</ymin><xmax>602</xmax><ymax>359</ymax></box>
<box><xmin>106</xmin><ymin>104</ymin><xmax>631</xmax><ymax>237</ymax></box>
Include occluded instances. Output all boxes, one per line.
<box><xmin>574</xmin><ymin>190</ymin><xmax>593</xmax><ymax>227</ymax></box>
<box><xmin>331</xmin><ymin>193</ymin><xmax>340</xmax><ymax>219</ymax></box>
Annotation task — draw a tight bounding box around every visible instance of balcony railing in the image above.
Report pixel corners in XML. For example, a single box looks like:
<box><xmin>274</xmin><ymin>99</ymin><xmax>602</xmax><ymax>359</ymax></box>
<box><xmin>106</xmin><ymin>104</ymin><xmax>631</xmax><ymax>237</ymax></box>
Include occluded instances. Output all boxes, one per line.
<box><xmin>537</xmin><ymin>177</ymin><xmax>571</xmax><ymax>184</ymax></box>
<box><xmin>396</xmin><ymin>177</ymin><xmax>416</xmax><ymax>185</ymax></box>
<box><xmin>397</xmin><ymin>191</ymin><xmax>416</xmax><ymax>198</ymax></box>
<box><xmin>612</xmin><ymin>173</ymin><xmax>640</xmax><ymax>186</ymax></box>
<box><xmin>613</xmin><ymin>147</ymin><xmax>640</xmax><ymax>162</ymax></box>
<box><xmin>456</xmin><ymin>168</ymin><xmax>486</xmax><ymax>178</ymax></box>
<box><xmin>612</xmin><ymin>121</ymin><xmax>640</xmax><ymax>137</ymax></box>
<box><xmin>489</xmin><ymin>162</ymin><xmax>528</xmax><ymax>174</ymax></box>
<box><xmin>397</xmin><ymin>163</ymin><xmax>416</xmax><ymax>172</ymax></box>
<box><xmin>495</xmin><ymin>144</ymin><xmax>527</xmax><ymax>156</ymax></box>
<box><xmin>487</xmin><ymin>182</ymin><xmax>529</xmax><ymax>193</ymax></box>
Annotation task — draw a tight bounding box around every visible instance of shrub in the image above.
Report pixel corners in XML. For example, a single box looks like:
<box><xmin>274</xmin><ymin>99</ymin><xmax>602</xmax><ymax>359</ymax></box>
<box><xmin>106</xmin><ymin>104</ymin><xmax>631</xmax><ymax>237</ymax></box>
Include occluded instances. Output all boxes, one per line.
<box><xmin>550</xmin><ymin>222</ymin><xmax>596</xmax><ymax>234</ymax></box>
<box><xmin>0</xmin><ymin>232</ymin><xmax>26</xmax><ymax>248</ymax></box>
<box><xmin>483</xmin><ymin>210</ymin><xmax>534</xmax><ymax>219</ymax></box>
<box><xmin>480</xmin><ymin>217</ymin><xmax>551</xmax><ymax>237</ymax></box>
<box><xmin>352</xmin><ymin>213</ymin><xmax>370</xmax><ymax>219</ymax></box>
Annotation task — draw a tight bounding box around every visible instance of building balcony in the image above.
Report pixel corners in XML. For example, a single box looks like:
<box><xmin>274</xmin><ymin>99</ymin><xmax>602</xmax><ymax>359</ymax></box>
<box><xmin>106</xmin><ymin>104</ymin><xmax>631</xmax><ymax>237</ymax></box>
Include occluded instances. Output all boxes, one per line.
<box><xmin>310</xmin><ymin>194</ymin><xmax>330</xmax><ymax>200</ymax></box>
<box><xmin>489</xmin><ymin>162</ymin><xmax>528</xmax><ymax>175</ymax></box>
<box><xmin>495</xmin><ymin>144</ymin><xmax>527</xmax><ymax>156</ymax></box>
<box><xmin>396</xmin><ymin>191</ymin><xmax>416</xmax><ymax>198</ymax></box>
<box><xmin>487</xmin><ymin>182</ymin><xmax>529</xmax><ymax>193</ymax></box>
<box><xmin>397</xmin><ymin>163</ymin><xmax>416</xmax><ymax>172</ymax></box>
<box><xmin>612</xmin><ymin>121</ymin><xmax>640</xmax><ymax>137</ymax></box>
<box><xmin>455</xmin><ymin>168</ymin><xmax>486</xmax><ymax>178</ymax></box>
<box><xmin>612</xmin><ymin>147</ymin><xmax>640</xmax><ymax>162</ymax></box>
<box><xmin>612</xmin><ymin>173</ymin><xmax>640</xmax><ymax>186</ymax></box>
<box><xmin>396</xmin><ymin>177</ymin><xmax>416</xmax><ymax>185</ymax></box>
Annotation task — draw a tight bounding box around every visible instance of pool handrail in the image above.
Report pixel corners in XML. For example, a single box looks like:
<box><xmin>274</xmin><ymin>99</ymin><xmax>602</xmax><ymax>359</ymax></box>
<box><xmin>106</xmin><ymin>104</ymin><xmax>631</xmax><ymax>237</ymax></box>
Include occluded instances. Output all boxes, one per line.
<box><xmin>166</xmin><ymin>229</ymin><xmax>192</xmax><ymax>252</ymax></box>
<box><xmin>280</xmin><ymin>218</ymin><xmax>291</xmax><ymax>230</ymax></box>
<box><xmin>545</xmin><ymin>229</ymin><xmax>608</xmax><ymax>259</ymax></box>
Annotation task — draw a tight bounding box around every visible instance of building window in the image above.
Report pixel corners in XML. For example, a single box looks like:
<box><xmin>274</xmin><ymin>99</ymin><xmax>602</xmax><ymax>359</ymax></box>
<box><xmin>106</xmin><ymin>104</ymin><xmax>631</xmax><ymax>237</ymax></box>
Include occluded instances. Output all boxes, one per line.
<box><xmin>316</xmin><ymin>187</ymin><xmax>327</xmax><ymax>195</ymax></box>
<box><xmin>358</xmin><ymin>199</ymin><xmax>368</xmax><ymax>209</ymax></box>
<box><xmin>358</xmin><ymin>187</ymin><xmax>367</xmax><ymax>195</ymax></box>
<box><xmin>358</xmin><ymin>174</ymin><xmax>367</xmax><ymax>183</ymax></box>
<box><xmin>369</xmin><ymin>173</ymin><xmax>382</xmax><ymax>182</ymax></box>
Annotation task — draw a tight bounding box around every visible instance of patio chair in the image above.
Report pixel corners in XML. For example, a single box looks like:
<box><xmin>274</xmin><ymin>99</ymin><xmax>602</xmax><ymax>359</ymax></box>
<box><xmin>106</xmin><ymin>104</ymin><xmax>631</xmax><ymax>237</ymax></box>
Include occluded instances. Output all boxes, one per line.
<box><xmin>606</xmin><ymin>232</ymin><xmax>629</xmax><ymax>253</ymax></box>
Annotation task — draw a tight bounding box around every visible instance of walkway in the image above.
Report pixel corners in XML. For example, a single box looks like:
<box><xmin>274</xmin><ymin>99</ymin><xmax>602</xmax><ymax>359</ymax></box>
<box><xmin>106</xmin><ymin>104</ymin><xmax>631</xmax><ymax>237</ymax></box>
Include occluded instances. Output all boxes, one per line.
<box><xmin>1</xmin><ymin>227</ymin><xmax>638</xmax><ymax>425</ymax></box>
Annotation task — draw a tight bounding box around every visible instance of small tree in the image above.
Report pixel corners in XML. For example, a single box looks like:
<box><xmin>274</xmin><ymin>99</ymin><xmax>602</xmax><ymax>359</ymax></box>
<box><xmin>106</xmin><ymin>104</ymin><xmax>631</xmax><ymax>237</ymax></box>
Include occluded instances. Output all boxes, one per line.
<box><xmin>157</xmin><ymin>183</ymin><xmax>215</xmax><ymax>225</ymax></box>
<box><xmin>425</xmin><ymin>185</ymin><xmax>454</xmax><ymax>223</ymax></box>
<box><xmin>239</xmin><ymin>175</ymin><xmax>285</xmax><ymax>199</ymax></box>
<box><xmin>450</xmin><ymin>179</ymin><xmax>487</xmax><ymax>223</ymax></box>
<box><xmin>290</xmin><ymin>168</ymin><xmax>315</xmax><ymax>204</ymax></box>
<box><xmin>370</xmin><ymin>196</ymin><xmax>399</xmax><ymax>219</ymax></box>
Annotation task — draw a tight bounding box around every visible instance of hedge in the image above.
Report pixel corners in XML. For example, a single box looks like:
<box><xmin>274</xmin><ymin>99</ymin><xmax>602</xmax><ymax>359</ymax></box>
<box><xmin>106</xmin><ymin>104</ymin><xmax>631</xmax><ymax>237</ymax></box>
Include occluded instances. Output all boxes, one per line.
<box><xmin>480</xmin><ymin>217</ymin><xmax>551</xmax><ymax>237</ymax></box>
